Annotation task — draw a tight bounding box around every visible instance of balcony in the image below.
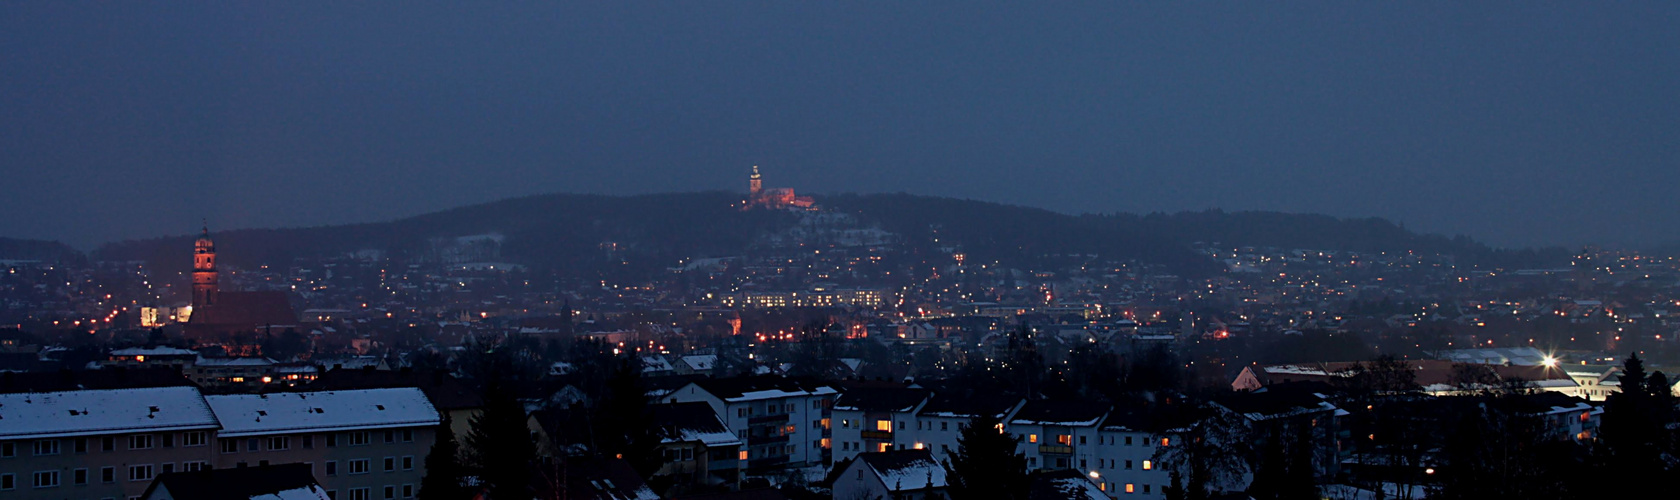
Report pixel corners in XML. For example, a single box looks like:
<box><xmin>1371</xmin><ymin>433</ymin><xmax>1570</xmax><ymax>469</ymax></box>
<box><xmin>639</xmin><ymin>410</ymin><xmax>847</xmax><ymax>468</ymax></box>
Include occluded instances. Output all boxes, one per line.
<box><xmin>749</xmin><ymin>413</ymin><xmax>789</xmax><ymax>425</ymax></box>
<box><xmin>1038</xmin><ymin>444</ymin><xmax>1073</xmax><ymax>454</ymax></box>
<box><xmin>755</xmin><ymin>434</ymin><xmax>790</xmax><ymax>444</ymax></box>
<box><xmin>861</xmin><ymin>430</ymin><xmax>893</xmax><ymax>440</ymax></box>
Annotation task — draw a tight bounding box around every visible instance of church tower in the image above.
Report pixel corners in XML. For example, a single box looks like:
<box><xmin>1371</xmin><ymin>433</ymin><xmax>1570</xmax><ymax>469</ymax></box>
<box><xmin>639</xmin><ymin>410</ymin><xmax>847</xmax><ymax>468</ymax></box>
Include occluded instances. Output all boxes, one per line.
<box><xmin>749</xmin><ymin>165</ymin><xmax>763</xmax><ymax>198</ymax></box>
<box><xmin>191</xmin><ymin>224</ymin><xmax>219</xmax><ymax>307</ymax></box>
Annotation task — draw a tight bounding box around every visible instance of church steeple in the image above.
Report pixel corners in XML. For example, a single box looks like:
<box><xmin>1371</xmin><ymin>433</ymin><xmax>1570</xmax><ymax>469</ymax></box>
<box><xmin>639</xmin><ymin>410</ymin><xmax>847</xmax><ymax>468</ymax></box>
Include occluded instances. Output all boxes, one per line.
<box><xmin>192</xmin><ymin>222</ymin><xmax>219</xmax><ymax>308</ymax></box>
<box><xmin>749</xmin><ymin>165</ymin><xmax>763</xmax><ymax>197</ymax></box>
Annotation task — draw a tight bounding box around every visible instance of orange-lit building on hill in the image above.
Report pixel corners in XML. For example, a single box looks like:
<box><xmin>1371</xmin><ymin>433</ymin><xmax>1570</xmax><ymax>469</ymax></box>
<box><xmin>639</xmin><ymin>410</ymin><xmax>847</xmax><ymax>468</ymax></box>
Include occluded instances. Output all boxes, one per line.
<box><xmin>183</xmin><ymin>225</ymin><xmax>299</xmax><ymax>342</ymax></box>
<box><xmin>744</xmin><ymin>165</ymin><xmax>815</xmax><ymax>210</ymax></box>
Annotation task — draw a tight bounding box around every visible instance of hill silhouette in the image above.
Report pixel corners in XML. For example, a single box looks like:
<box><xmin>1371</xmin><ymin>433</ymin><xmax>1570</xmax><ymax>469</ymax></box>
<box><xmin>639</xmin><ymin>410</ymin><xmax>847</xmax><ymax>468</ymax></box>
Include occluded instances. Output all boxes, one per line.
<box><xmin>90</xmin><ymin>192</ymin><xmax>1569</xmax><ymax>277</ymax></box>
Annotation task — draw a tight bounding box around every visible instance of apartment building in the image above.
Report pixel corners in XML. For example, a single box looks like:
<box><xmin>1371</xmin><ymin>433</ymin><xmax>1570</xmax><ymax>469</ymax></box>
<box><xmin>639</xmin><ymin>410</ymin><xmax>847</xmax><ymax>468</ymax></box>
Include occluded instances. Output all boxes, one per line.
<box><xmin>204</xmin><ymin>389</ymin><xmax>440</xmax><ymax>500</ymax></box>
<box><xmin>0</xmin><ymin>387</ymin><xmax>222</xmax><ymax>500</ymax></box>
<box><xmin>666</xmin><ymin>376</ymin><xmax>837</xmax><ymax>472</ymax></box>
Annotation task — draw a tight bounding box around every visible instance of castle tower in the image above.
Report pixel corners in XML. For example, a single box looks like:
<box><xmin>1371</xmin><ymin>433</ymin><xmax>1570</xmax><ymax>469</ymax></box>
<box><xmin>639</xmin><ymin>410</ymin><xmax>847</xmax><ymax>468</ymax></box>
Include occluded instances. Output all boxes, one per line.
<box><xmin>749</xmin><ymin>165</ymin><xmax>763</xmax><ymax>198</ymax></box>
<box><xmin>191</xmin><ymin>224</ymin><xmax>219</xmax><ymax>307</ymax></box>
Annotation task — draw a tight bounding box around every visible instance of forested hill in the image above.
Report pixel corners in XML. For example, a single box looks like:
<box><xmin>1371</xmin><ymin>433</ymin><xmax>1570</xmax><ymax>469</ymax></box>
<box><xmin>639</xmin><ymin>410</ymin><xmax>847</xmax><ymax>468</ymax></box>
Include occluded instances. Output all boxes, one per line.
<box><xmin>0</xmin><ymin>237</ymin><xmax>86</xmax><ymax>264</ymax></box>
<box><xmin>91</xmin><ymin>191</ymin><xmax>1569</xmax><ymax>277</ymax></box>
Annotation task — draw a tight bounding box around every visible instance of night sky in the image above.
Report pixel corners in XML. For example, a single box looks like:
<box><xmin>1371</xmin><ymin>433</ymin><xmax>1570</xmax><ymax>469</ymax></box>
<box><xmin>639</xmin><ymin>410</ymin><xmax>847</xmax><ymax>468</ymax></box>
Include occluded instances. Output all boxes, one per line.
<box><xmin>3</xmin><ymin>3</ymin><xmax>1677</xmax><ymax>249</ymax></box>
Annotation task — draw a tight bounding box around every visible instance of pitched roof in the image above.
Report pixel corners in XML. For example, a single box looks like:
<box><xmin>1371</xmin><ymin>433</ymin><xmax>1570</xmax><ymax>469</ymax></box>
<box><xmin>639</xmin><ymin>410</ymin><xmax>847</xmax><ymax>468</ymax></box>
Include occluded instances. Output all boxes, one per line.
<box><xmin>1029</xmin><ymin>469</ymin><xmax>1108</xmax><ymax>500</ymax></box>
<box><xmin>833</xmin><ymin>385</ymin><xmax>929</xmax><ymax>412</ymax></box>
<box><xmin>0</xmin><ymin>366</ymin><xmax>198</xmax><ymax>394</ymax></box>
<box><xmin>304</xmin><ymin>368</ymin><xmax>483</xmax><ymax>411</ymax></box>
<box><xmin>918</xmin><ymin>391</ymin><xmax>1020</xmax><ymax>419</ymax></box>
<box><xmin>189</xmin><ymin>291</ymin><xmax>298</xmax><ymax>327</ymax></box>
<box><xmin>691</xmin><ymin>376</ymin><xmax>838</xmax><ymax>402</ymax></box>
<box><xmin>206</xmin><ymin>388</ymin><xmax>440</xmax><ymax>437</ymax></box>
<box><xmin>1010</xmin><ymin>400</ymin><xmax>1110</xmax><ymax>427</ymax></box>
<box><xmin>857</xmin><ymin>449</ymin><xmax>947</xmax><ymax>492</ymax></box>
<box><xmin>0</xmin><ymin>386</ymin><xmax>219</xmax><ymax>440</ymax></box>
<box><xmin>545</xmin><ymin>457</ymin><xmax>660</xmax><ymax>500</ymax></box>
<box><xmin>140</xmin><ymin>463</ymin><xmax>327</xmax><ymax>500</ymax></box>
<box><xmin>651</xmin><ymin>402</ymin><xmax>739</xmax><ymax>447</ymax></box>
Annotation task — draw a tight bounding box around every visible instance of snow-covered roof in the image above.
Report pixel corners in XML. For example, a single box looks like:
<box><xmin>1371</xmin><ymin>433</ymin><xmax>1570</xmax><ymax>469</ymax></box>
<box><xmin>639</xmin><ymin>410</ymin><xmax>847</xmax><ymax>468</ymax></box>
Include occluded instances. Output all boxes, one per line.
<box><xmin>110</xmin><ymin>346</ymin><xmax>198</xmax><ymax>357</ymax></box>
<box><xmin>860</xmin><ymin>449</ymin><xmax>947</xmax><ymax>492</ymax></box>
<box><xmin>0</xmin><ymin>386</ymin><xmax>219</xmax><ymax>440</ymax></box>
<box><xmin>196</xmin><ymin>356</ymin><xmax>277</xmax><ymax>367</ymax></box>
<box><xmin>680</xmin><ymin>355</ymin><xmax>717</xmax><ymax>371</ymax></box>
<box><xmin>206</xmin><ymin>388</ymin><xmax>440</xmax><ymax>437</ymax></box>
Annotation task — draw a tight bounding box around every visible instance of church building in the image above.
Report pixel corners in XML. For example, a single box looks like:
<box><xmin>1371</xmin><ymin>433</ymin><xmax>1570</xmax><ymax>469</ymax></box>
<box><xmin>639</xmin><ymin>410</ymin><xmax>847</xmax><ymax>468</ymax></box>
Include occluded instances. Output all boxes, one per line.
<box><xmin>182</xmin><ymin>225</ymin><xmax>299</xmax><ymax>342</ymax></box>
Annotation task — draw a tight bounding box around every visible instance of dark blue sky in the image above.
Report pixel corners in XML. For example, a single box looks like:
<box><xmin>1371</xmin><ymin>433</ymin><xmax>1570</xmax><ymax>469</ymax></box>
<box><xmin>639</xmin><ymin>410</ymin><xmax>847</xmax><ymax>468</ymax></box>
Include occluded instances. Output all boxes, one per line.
<box><xmin>3</xmin><ymin>2</ymin><xmax>1677</xmax><ymax>249</ymax></box>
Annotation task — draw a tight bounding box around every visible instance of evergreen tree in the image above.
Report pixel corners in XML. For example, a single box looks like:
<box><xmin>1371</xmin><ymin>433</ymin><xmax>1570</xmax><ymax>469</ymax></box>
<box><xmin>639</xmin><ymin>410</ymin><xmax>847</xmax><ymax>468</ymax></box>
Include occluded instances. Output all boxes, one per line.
<box><xmin>593</xmin><ymin>353</ymin><xmax>665</xmax><ymax>477</ymax></box>
<box><xmin>419</xmin><ymin>417</ymin><xmax>470</xmax><ymax>500</ymax></box>
<box><xmin>943</xmin><ymin>412</ymin><xmax>1029</xmax><ymax>500</ymax></box>
<box><xmin>467</xmin><ymin>380</ymin><xmax>536</xmax><ymax>499</ymax></box>
<box><xmin>1598</xmin><ymin>353</ymin><xmax>1664</xmax><ymax>497</ymax></box>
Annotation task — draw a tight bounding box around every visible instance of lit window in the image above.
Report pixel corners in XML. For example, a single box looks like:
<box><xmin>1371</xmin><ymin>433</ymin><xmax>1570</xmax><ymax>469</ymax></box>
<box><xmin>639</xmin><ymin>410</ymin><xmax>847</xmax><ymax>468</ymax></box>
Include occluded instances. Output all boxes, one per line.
<box><xmin>1142</xmin><ymin>460</ymin><xmax>1152</xmax><ymax>470</ymax></box>
<box><xmin>1126</xmin><ymin>483</ymin><xmax>1135</xmax><ymax>493</ymax></box>
<box><xmin>1029</xmin><ymin>434</ymin><xmax>1038</xmax><ymax>443</ymax></box>
<box><xmin>876</xmin><ymin>420</ymin><xmax>892</xmax><ymax>431</ymax></box>
<box><xmin>1056</xmin><ymin>435</ymin><xmax>1072</xmax><ymax>446</ymax></box>
<box><xmin>1160</xmin><ymin>437</ymin><xmax>1170</xmax><ymax>447</ymax></box>
<box><xmin>739</xmin><ymin>450</ymin><xmax>748</xmax><ymax>461</ymax></box>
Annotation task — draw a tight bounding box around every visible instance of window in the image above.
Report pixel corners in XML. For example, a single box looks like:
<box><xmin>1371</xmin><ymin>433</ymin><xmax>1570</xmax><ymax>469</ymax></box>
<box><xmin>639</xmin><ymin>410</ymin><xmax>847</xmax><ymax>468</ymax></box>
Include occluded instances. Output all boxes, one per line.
<box><xmin>328</xmin><ymin>491</ymin><xmax>338</xmax><ymax>500</ymax></box>
<box><xmin>184</xmin><ymin>462</ymin><xmax>208</xmax><ymax>472</ymax></box>
<box><xmin>183</xmin><ymin>431</ymin><xmax>207</xmax><ymax>447</ymax></box>
<box><xmin>1160</xmin><ymin>437</ymin><xmax>1170</xmax><ymax>447</ymax></box>
<box><xmin>384</xmin><ymin>457</ymin><xmax>396</xmax><ymax>472</ymax></box>
<box><xmin>162</xmin><ymin>463</ymin><xmax>174</xmax><ymax>474</ymax></box>
<box><xmin>738</xmin><ymin>408</ymin><xmax>749</xmax><ymax>418</ymax></box>
<box><xmin>1125</xmin><ymin>460</ymin><xmax>1133</xmax><ymax>470</ymax></box>
<box><xmin>162</xmin><ymin>434</ymin><xmax>174</xmax><ymax>448</ymax></box>
<box><xmin>221</xmin><ymin>439</ymin><xmax>239</xmax><ymax>454</ymax></box>
<box><xmin>326</xmin><ymin>461</ymin><xmax>338</xmax><ymax>476</ymax></box>
<box><xmin>103</xmin><ymin>437</ymin><xmax>115</xmax><ymax>452</ymax></box>
<box><xmin>326</xmin><ymin>434</ymin><xmax>338</xmax><ymax>447</ymax></box>
<box><xmin>1126</xmin><ymin>483</ymin><xmax>1135</xmax><ymax>494</ymax></box>
<box><xmin>1056</xmin><ymin>435</ymin><xmax>1072</xmax><ymax>446</ymax></box>
<box><xmin>0</xmin><ymin>473</ymin><xmax>11</xmax><ymax>490</ymax></box>
<box><xmin>813</xmin><ymin>400</ymin><xmax>822</xmax><ymax>409</ymax></box>
<box><xmin>349</xmin><ymin>459</ymin><xmax>370</xmax><ymax>474</ymax></box>
<box><xmin>350</xmin><ymin>432</ymin><xmax>371</xmax><ymax>446</ymax></box>
<box><xmin>349</xmin><ymin>488</ymin><xmax>370</xmax><ymax>500</ymax></box>
<box><xmin>1029</xmin><ymin>434</ymin><xmax>1038</xmax><ymax>443</ymax></box>
<box><xmin>102</xmin><ymin>467</ymin><xmax>115</xmax><ymax>483</ymax></box>
<box><xmin>74</xmin><ymin>468</ymin><xmax>88</xmax><ymax>485</ymax></box>
<box><xmin>941</xmin><ymin>421</ymin><xmax>948</xmax><ymax>431</ymax></box>
<box><xmin>128</xmin><ymin>465</ymin><xmax>154</xmax><ymax>482</ymax></box>
<box><xmin>130</xmin><ymin>435</ymin><xmax>154</xmax><ymax>450</ymax></box>
<box><xmin>269</xmin><ymin>436</ymin><xmax>290</xmax><ymax>451</ymax></box>
<box><xmin>402</xmin><ymin>484</ymin><xmax>414</xmax><ymax>498</ymax></box>
<box><xmin>1142</xmin><ymin>460</ymin><xmax>1153</xmax><ymax>470</ymax></box>
<box><xmin>34</xmin><ymin>440</ymin><xmax>59</xmax><ymax>456</ymax></box>
<box><xmin>1144</xmin><ymin>485</ymin><xmax>1152</xmax><ymax>494</ymax></box>
<box><xmin>302</xmin><ymin>435</ymin><xmax>314</xmax><ymax>449</ymax></box>
<box><xmin>33</xmin><ymin>470</ymin><xmax>59</xmax><ymax>488</ymax></box>
<box><xmin>767</xmin><ymin>404</ymin><xmax>777</xmax><ymax>415</ymax></box>
<box><xmin>384</xmin><ymin>486</ymin><xmax>395</xmax><ymax>499</ymax></box>
<box><xmin>384</xmin><ymin>430</ymin><xmax>395</xmax><ymax>444</ymax></box>
<box><xmin>1079</xmin><ymin>436</ymin><xmax>1087</xmax><ymax>445</ymax></box>
<box><xmin>75</xmin><ymin>438</ymin><xmax>88</xmax><ymax>454</ymax></box>
<box><xmin>876</xmin><ymin>420</ymin><xmax>891</xmax><ymax>431</ymax></box>
<box><xmin>247</xmin><ymin>438</ymin><xmax>259</xmax><ymax>451</ymax></box>
<box><xmin>401</xmin><ymin>430</ymin><xmax>414</xmax><ymax>442</ymax></box>
<box><xmin>1</xmin><ymin>442</ymin><xmax>12</xmax><ymax>457</ymax></box>
<box><xmin>898</xmin><ymin>421</ymin><xmax>905</xmax><ymax>430</ymax></box>
<box><xmin>738</xmin><ymin>450</ymin><xmax>748</xmax><ymax>461</ymax></box>
<box><xmin>402</xmin><ymin>456</ymin><xmax>414</xmax><ymax>470</ymax></box>
<box><xmin>1125</xmin><ymin>436</ymin><xmax>1133</xmax><ymax>446</ymax></box>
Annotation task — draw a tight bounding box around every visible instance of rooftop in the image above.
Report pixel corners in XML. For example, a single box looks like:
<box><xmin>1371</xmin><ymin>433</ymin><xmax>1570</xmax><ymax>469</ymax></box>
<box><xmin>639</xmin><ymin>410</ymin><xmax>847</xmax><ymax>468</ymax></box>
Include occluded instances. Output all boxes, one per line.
<box><xmin>0</xmin><ymin>386</ymin><xmax>219</xmax><ymax>440</ymax></box>
<box><xmin>206</xmin><ymin>388</ymin><xmax>439</xmax><ymax>437</ymax></box>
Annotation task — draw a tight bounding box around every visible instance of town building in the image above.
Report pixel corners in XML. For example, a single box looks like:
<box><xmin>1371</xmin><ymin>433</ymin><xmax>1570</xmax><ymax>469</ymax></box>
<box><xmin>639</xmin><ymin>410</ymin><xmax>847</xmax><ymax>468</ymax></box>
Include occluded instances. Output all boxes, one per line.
<box><xmin>0</xmin><ymin>386</ymin><xmax>222</xmax><ymax>500</ymax></box>
<box><xmin>139</xmin><ymin>463</ymin><xmax>329</xmax><ymax>500</ymax></box>
<box><xmin>665</xmin><ymin>376</ymin><xmax>837</xmax><ymax>472</ymax></box>
<box><xmin>204</xmin><ymin>388</ymin><xmax>440</xmax><ymax>499</ymax></box>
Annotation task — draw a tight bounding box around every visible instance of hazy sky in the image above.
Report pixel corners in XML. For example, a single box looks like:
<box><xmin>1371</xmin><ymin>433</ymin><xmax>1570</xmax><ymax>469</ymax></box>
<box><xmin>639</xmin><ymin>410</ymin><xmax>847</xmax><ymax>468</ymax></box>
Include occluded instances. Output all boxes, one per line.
<box><xmin>3</xmin><ymin>2</ymin><xmax>1677</xmax><ymax>249</ymax></box>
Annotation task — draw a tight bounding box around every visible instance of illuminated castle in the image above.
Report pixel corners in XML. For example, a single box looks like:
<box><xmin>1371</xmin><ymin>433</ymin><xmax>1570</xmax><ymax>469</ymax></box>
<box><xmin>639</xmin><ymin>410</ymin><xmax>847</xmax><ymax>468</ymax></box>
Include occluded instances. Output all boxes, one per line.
<box><xmin>744</xmin><ymin>165</ymin><xmax>815</xmax><ymax>210</ymax></box>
